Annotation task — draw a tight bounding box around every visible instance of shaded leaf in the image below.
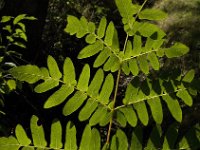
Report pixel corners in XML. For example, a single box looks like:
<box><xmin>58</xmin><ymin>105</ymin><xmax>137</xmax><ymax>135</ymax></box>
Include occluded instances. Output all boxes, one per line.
<box><xmin>130</xmin><ymin>126</ymin><xmax>143</xmax><ymax>150</ymax></box>
<box><xmin>182</xmin><ymin>69</ymin><xmax>195</xmax><ymax>83</ymax></box>
<box><xmin>177</xmin><ymin>89</ymin><xmax>193</xmax><ymax>106</ymax></box>
<box><xmin>162</xmin><ymin>95</ymin><xmax>182</xmax><ymax>122</ymax></box>
<box><xmin>133</xmin><ymin>101</ymin><xmax>149</xmax><ymax>126</ymax></box>
<box><xmin>147</xmin><ymin>97</ymin><xmax>163</xmax><ymax>124</ymax></box>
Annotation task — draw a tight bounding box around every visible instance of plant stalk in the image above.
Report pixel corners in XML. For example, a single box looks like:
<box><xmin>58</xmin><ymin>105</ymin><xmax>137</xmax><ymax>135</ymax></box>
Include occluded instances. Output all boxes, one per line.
<box><xmin>106</xmin><ymin>68</ymin><xmax>121</xmax><ymax>144</ymax></box>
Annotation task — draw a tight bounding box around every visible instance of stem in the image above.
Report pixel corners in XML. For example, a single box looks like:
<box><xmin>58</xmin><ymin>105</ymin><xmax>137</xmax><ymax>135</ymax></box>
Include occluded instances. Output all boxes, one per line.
<box><xmin>106</xmin><ymin>68</ymin><xmax>121</xmax><ymax>144</ymax></box>
<box><xmin>106</xmin><ymin>0</ymin><xmax>149</xmax><ymax>145</ymax></box>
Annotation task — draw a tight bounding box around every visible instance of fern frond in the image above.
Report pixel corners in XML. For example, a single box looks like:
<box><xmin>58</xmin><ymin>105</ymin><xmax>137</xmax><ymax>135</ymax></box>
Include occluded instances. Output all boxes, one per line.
<box><xmin>116</xmin><ymin>71</ymin><xmax>195</xmax><ymax>125</ymax></box>
<box><xmin>9</xmin><ymin>56</ymin><xmax>114</xmax><ymax>126</ymax></box>
<box><xmin>0</xmin><ymin>115</ymin><xmax>102</xmax><ymax>150</ymax></box>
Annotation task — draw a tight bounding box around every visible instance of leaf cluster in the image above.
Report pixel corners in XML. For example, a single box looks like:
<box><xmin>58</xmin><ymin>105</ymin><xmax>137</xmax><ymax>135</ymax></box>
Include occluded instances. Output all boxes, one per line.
<box><xmin>0</xmin><ymin>0</ymin><xmax>199</xmax><ymax>149</ymax></box>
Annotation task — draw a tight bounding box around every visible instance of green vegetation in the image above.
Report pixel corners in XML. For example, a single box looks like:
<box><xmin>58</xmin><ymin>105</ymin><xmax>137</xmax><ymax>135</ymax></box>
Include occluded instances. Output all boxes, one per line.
<box><xmin>0</xmin><ymin>0</ymin><xmax>199</xmax><ymax>149</ymax></box>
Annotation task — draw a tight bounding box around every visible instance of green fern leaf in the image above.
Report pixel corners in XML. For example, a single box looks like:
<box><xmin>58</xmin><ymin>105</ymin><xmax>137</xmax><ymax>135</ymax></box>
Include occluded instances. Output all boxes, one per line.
<box><xmin>122</xmin><ymin>62</ymin><xmax>130</xmax><ymax>75</ymax></box>
<box><xmin>62</xmin><ymin>91</ymin><xmax>87</xmax><ymax>116</ymax></box>
<box><xmin>177</xmin><ymin>89</ymin><xmax>193</xmax><ymax>106</ymax></box>
<box><xmin>65</xmin><ymin>121</ymin><xmax>77</xmax><ymax>150</ymax></box>
<box><xmin>30</xmin><ymin>115</ymin><xmax>47</xmax><ymax>147</ymax></box>
<box><xmin>77</xmin><ymin>16</ymin><xmax>88</xmax><ymax>38</ymax></box>
<box><xmin>88</xmin><ymin>69</ymin><xmax>104</xmax><ymax>97</ymax></box>
<box><xmin>89</xmin><ymin>106</ymin><xmax>107</xmax><ymax>126</ymax></box>
<box><xmin>143</xmin><ymin>38</ymin><xmax>154</xmax><ymax>52</ymax></box>
<box><xmin>50</xmin><ymin>120</ymin><xmax>63</xmax><ymax>149</ymax></box>
<box><xmin>147</xmin><ymin>97</ymin><xmax>163</xmax><ymax>124</ymax></box>
<box><xmin>116</xmin><ymin>111</ymin><xmax>127</xmax><ymax>127</ymax></box>
<box><xmin>47</xmin><ymin>55</ymin><xmax>62</xmax><ymax>80</ymax></box>
<box><xmin>99</xmin><ymin>111</ymin><xmax>112</xmax><ymax>126</ymax></box>
<box><xmin>78</xmin><ymin>41</ymin><xmax>103</xmax><ymax>59</ymax></box>
<box><xmin>93</xmin><ymin>47</ymin><xmax>111</xmax><ymax>68</ymax></box>
<box><xmin>138</xmin><ymin>55</ymin><xmax>149</xmax><ymax>74</ymax></box>
<box><xmin>119</xmin><ymin>106</ymin><xmax>138</xmax><ymax>127</ymax></box>
<box><xmin>79</xmin><ymin>125</ymin><xmax>91</xmax><ymax>150</ymax></box>
<box><xmin>97</xmin><ymin>17</ymin><xmax>107</xmax><ymax>38</ymax></box>
<box><xmin>162</xmin><ymin>95</ymin><xmax>182</xmax><ymax>122</ymax></box>
<box><xmin>133</xmin><ymin>102</ymin><xmax>149</xmax><ymax>126</ymax></box>
<box><xmin>147</xmin><ymin>52</ymin><xmax>160</xmax><ymax>70</ymax></box>
<box><xmin>65</xmin><ymin>15</ymin><xmax>81</xmax><ymax>35</ymax></box>
<box><xmin>130</xmin><ymin>127</ymin><xmax>143</xmax><ymax>150</ymax></box>
<box><xmin>103</xmin><ymin>54</ymin><xmax>119</xmax><ymax>72</ymax></box>
<box><xmin>139</xmin><ymin>9</ymin><xmax>167</xmax><ymax>20</ymax></box>
<box><xmin>165</xmin><ymin>42</ymin><xmax>189</xmax><ymax>58</ymax></box>
<box><xmin>104</xmin><ymin>22</ymin><xmax>115</xmax><ymax>46</ymax></box>
<box><xmin>110</xmin><ymin>135</ymin><xmax>117</xmax><ymax>150</ymax></box>
<box><xmin>138</xmin><ymin>22</ymin><xmax>166</xmax><ymax>39</ymax></box>
<box><xmin>0</xmin><ymin>136</ymin><xmax>20</xmax><ymax>150</ymax></box>
<box><xmin>63</xmin><ymin>57</ymin><xmax>76</xmax><ymax>85</ymax></box>
<box><xmin>9</xmin><ymin>65</ymin><xmax>42</xmax><ymax>84</ymax></box>
<box><xmin>34</xmin><ymin>80</ymin><xmax>59</xmax><ymax>93</ymax></box>
<box><xmin>99</xmin><ymin>74</ymin><xmax>114</xmax><ymax>104</ymax></box>
<box><xmin>124</xmin><ymin>40</ymin><xmax>132</xmax><ymax>58</ymax></box>
<box><xmin>85</xmin><ymin>33</ymin><xmax>96</xmax><ymax>44</ymax></box>
<box><xmin>182</xmin><ymin>69</ymin><xmax>195</xmax><ymax>83</ymax></box>
<box><xmin>88</xmin><ymin>22</ymin><xmax>96</xmax><ymax>33</ymax></box>
<box><xmin>132</xmin><ymin>35</ymin><xmax>142</xmax><ymax>56</ymax></box>
<box><xmin>111</xmin><ymin>28</ymin><xmax>120</xmax><ymax>52</ymax></box>
<box><xmin>129</xmin><ymin>59</ymin><xmax>139</xmax><ymax>76</ymax></box>
<box><xmin>77</xmin><ymin>64</ymin><xmax>90</xmax><ymax>92</ymax></box>
<box><xmin>15</xmin><ymin>124</ymin><xmax>31</xmax><ymax>146</ymax></box>
<box><xmin>123</xmin><ymin>81</ymin><xmax>138</xmax><ymax>104</ymax></box>
<box><xmin>44</xmin><ymin>85</ymin><xmax>74</xmax><ymax>108</ymax></box>
<box><xmin>13</xmin><ymin>14</ymin><xmax>26</xmax><ymax>24</ymax></box>
<box><xmin>115</xmin><ymin>0</ymin><xmax>134</xmax><ymax>18</ymax></box>
<box><xmin>116</xmin><ymin>129</ymin><xmax>128</xmax><ymax>150</ymax></box>
<box><xmin>78</xmin><ymin>99</ymin><xmax>98</xmax><ymax>121</ymax></box>
<box><xmin>90</xmin><ymin>128</ymin><xmax>101</xmax><ymax>150</ymax></box>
